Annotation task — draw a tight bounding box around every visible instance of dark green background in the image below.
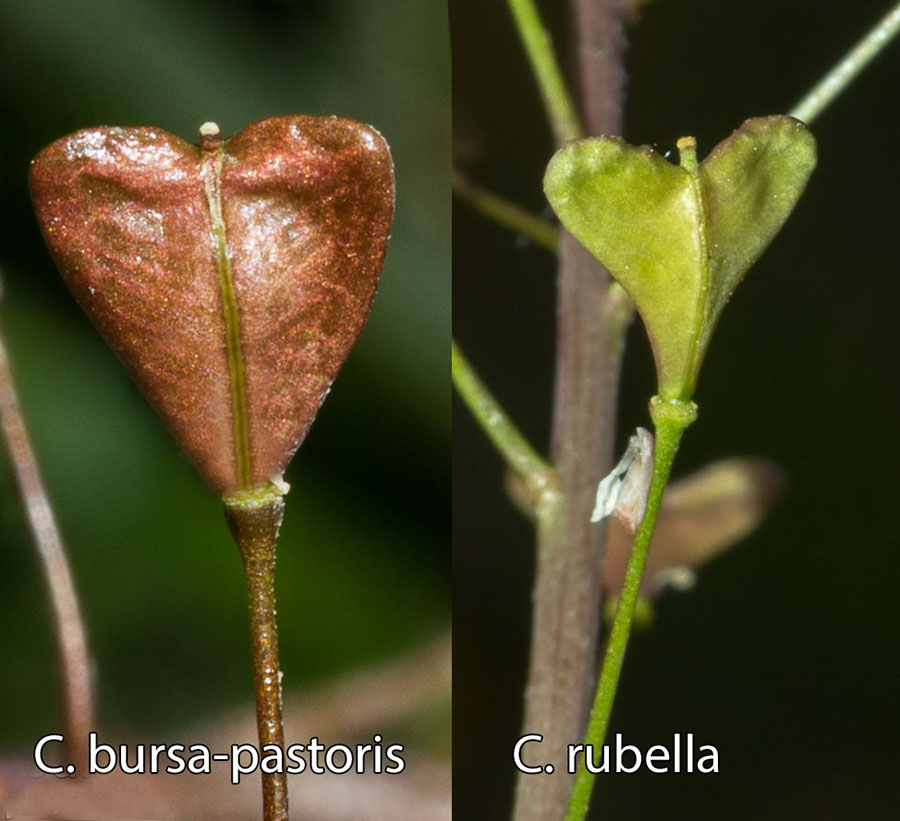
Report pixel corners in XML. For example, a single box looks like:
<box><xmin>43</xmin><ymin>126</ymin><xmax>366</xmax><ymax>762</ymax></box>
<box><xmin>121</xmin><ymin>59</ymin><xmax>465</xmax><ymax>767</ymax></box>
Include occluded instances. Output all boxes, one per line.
<box><xmin>454</xmin><ymin>0</ymin><xmax>900</xmax><ymax>818</ymax></box>
<box><xmin>0</xmin><ymin>0</ymin><xmax>448</xmax><ymax>769</ymax></box>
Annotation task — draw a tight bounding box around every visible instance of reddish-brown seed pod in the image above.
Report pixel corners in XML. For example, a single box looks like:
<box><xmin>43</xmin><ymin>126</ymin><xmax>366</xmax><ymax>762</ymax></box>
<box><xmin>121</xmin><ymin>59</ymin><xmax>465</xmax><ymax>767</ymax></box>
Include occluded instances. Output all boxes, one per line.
<box><xmin>29</xmin><ymin>116</ymin><xmax>395</xmax><ymax>494</ymax></box>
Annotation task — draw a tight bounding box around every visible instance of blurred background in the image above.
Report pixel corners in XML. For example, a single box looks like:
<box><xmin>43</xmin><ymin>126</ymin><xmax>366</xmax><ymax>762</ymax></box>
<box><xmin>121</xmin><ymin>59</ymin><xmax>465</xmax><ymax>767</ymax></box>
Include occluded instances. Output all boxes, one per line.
<box><xmin>0</xmin><ymin>0</ymin><xmax>448</xmax><ymax>816</ymax></box>
<box><xmin>453</xmin><ymin>0</ymin><xmax>900</xmax><ymax>818</ymax></box>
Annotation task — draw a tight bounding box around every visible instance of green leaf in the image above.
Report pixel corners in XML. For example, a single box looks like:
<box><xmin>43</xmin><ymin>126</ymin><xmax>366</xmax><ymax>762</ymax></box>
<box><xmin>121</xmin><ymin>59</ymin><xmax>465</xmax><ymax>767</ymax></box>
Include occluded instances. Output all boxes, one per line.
<box><xmin>544</xmin><ymin>116</ymin><xmax>816</xmax><ymax>400</ymax></box>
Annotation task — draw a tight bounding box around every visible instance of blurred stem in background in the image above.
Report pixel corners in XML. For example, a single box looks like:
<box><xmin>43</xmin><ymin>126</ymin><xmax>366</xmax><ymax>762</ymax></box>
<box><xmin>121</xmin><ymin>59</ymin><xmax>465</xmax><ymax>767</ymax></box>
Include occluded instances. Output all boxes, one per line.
<box><xmin>451</xmin><ymin>340</ymin><xmax>554</xmax><ymax>503</ymax></box>
<box><xmin>505</xmin><ymin>0</ymin><xmax>582</xmax><ymax>144</ymax></box>
<box><xmin>451</xmin><ymin>169</ymin><xmax>559</xmax><ymax>252</ymax></box>
<box><xmin>790</xmin><ymin>1</ymin><xmax>900</xmax><ymax>124</ymax></box>
<box><xmin>0</xmin><ymin>283</ymin><xmax>93</xmax><ymax>772</ymax></box>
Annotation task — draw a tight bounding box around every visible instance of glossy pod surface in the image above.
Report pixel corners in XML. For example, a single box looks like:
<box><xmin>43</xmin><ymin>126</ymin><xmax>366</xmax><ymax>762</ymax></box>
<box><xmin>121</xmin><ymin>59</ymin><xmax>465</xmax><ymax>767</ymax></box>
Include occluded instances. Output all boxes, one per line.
<box><xmin>30</xmin><ymin>116</ymin><xmax>395</xmax><ymax>493</ymax></box>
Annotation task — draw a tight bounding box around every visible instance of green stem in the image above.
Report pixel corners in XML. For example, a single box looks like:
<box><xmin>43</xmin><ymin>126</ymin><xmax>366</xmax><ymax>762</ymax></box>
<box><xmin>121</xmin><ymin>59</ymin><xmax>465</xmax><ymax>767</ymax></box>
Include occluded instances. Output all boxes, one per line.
<box><xmin>506</xmin><ymin>0</ymin><xmax>583</xmax><ymax>144</ymax></box>
<box><xmin>224</xmin><ymin>485</ymin><xmax>289</xmax><ymax>821</ymax></box>
<box><xmin>564</xmin><ymin>397</ymin><xmax>697</xmax><ymax>821</ymax></box>
<box><xmin>790</xmin><ymin>1</ymin><xmax>900</xmax><ymax>124</ymax></box>
<box><xmin>452</xmin><ymin>168</ymin><xmax>559</xmax><ymax>252</ymax></box>
<box><xmin>452</xmin><ymin>340</ymin><xmax>554</xmax><ymax>504</ymax></box>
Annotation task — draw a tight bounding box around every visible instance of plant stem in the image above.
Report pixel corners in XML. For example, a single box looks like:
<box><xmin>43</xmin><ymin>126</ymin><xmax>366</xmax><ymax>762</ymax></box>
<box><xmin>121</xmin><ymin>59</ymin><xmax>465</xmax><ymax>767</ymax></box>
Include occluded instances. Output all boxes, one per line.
<box><xmin>0</xmin><ymin>312</ymin><xmax>94</xmax><ymax>772</ymax></box>
<box><xmin>512</xmin><ymin>0</ymin><xmax>628</xmax><ymax>817</ymax></box>
<box><xmin>224</xmin><ymin>486</ymin><xmax>289</xmax><ymax>821</ymax></box>
<box><xmin>452</xmin><ymin>340</ymin><xmax>554</xmax><ymax>504</ymax></box>
<box><xmin>790</xmin><ymin>0</ymin><xmax>900</xmax><ymax>125</ymax></box>
<box><xmin>569</xmin><ymin>0</ymin><xmax>628</xmax><ymax>136</ymax></box>
<box><xmin>506</xmin><ymin>0</ymin><xmax>583</xmax><ymax>144</ymax></box>
<box><xmin>564</xmin><ymin>397</ymin><xmax>696</xmax><ymax>821</ymax></box>
<box><xmin>452</xmin><ymin>169</ymin><xmax>559</xmax><ymax>252</ymax></box>
<box><xmin>515</xmin><ymin>238</ymin><xmax>631</xmax><ymax>821</ymax></box>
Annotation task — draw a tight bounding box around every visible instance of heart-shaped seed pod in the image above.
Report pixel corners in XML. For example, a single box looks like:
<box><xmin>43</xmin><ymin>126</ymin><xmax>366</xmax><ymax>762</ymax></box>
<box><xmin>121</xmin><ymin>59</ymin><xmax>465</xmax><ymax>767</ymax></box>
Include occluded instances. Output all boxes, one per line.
<box><xmin>544</xmin><ymin>116</ymin><xmax>815</xmax><ymax>401</ymax></box>
<box><xmin>29</xmin><ymin>116</ymin><xmax>395</xmax><ymax>494</ymax></box>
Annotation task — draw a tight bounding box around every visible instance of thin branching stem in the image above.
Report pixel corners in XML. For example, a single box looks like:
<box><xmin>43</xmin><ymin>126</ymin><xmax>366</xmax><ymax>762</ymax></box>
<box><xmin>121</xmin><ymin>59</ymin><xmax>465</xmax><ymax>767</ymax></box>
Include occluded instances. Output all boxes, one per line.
<box><xmin>791</xmin><ymin>0</ymin><xmax>900</xmax><ymax>124</ymax></box>
<box><xmin>452</xmin><ymin>340</ymin><xmax>554</xmax><ymax>503</ymax></box>
<box><xmin>506</xmin><ymin>0</ymin><xmax>583</xmax><ymax>144</ymax></box>
<box><xmin>0</xmin><ymin>307</ymin><xmax>94</xmax><ymax>771</ymax></box>
<box><xmin>452</xmin><ymin>169</ymin><xmax>559</xmax><ymax>252</ymax></box>
<box><xmin>564</xmin><ymin>399</ymin><xmax>696</xmax><ymax>821</ymax></box>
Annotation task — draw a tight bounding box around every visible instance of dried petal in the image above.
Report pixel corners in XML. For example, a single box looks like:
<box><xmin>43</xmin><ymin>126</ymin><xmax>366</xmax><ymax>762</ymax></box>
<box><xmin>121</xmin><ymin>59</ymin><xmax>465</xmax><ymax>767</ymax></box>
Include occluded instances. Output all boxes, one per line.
<box><xmin>603</xmin><ymin>458</ymin><xmax>786</xmax><ymax>596</ymax></box>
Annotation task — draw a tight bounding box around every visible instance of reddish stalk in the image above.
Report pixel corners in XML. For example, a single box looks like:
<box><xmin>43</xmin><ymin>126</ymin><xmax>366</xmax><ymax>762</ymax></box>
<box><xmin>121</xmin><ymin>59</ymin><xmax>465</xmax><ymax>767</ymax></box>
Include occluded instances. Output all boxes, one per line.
<box><xmin>225</xmin><ymin>490</ymin><xmax>289</xmax><ymax>821</ymax></box>
<box><xmin>0</xmin><ymin>310</ymin><xmax>94</xmax><ymax>772</ymax></box>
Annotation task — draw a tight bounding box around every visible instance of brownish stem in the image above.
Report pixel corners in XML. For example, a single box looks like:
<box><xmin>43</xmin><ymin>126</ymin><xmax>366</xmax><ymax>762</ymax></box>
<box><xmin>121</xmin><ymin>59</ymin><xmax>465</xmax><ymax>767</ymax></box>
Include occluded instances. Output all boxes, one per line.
<box><xmin>0</xmin><ymin>317</ymin><xmax>94</xmax><ymax>772</ymax></box>
<box><xmin>225</xmin><ymin>493</ymin><xmax>288</xmax><ymax>821</ymax></box>
<box><xmin>569</xmin><ymin>0</ymin><xmax>628</xmax><ymax>136</ymax></box>
<box><xmin>514</xmin><ymin>2</ymin><xmax>628</xmax><ymax>818</ymax></box>
<box><xmin>515</xmin><ymin>239</ymin><xmax>629</xmax><ymax>820</ymax></box>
